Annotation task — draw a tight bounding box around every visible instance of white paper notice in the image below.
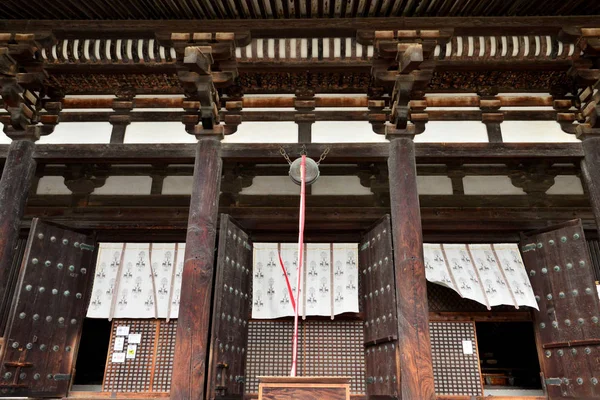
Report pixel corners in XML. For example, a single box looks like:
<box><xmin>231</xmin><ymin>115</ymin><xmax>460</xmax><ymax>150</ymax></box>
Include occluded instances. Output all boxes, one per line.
<box><xmin>128</xmin><ymin>333</ymin><xmax>142</xmax><ymax>344</ymax></box>
<box><xmin>116</xmin><ymin>326</ymin><xmax>130</xmax><ymax>336</ymax></box>
<box><xmin>112</xmin><ymin>352</ymin><xmax>126</xmax><ymax>363</ymax></box>
<box><xmin>114</xmin><ymin>337</ymin><xmax>125</xmax><ymax>351</ymax></box>
<box><xmin>462</xmin><ymin>340</ymin><xmax>474</xmax><ymax>355</ymax></box>
<box><xmin>126</xmin><ymin>344</ymin><xmax>137</xmax><ymax>359</ymax></box>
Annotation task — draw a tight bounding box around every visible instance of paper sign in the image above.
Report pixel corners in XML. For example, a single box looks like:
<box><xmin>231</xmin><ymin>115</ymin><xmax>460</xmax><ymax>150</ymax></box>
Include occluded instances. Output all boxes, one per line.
<box><xmin>114</xmin><ymin>337</ymin><xmax>125</xmax><ymax>351</ymax></box>
<box><xmin>116</xmin><ymin>326</ymin><xmax>130</xmax><ymax>336</ymax></box>
<box><xmin>126</xmin><ymin>344</ymin><xmax>137</xmax><ymax>359</ymax></box>
<box><xmin>128</xmin><ymin>333</ymin><xmax>142</xmax><ymax>344</ymax></box>
<box><xmin>462</xmin><ymin>340</ymin><xmax>474</xmax><ymax>355</ymax></box>
<box><xmin>112</xmin><ymin>352</ymin><xmax>126</xmax><ymax>363</ymax></box>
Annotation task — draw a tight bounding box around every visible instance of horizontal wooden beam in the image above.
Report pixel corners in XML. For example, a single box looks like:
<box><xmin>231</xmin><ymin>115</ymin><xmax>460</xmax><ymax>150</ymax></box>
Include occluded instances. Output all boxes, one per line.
<box><xmin>0</xmin><ymin>109</ymin><xmax>575</xmax><ymax>123</ymax></box>
<box><xmin>2</xmin><ymin>16</ymin><xmax>600</xmax><ymax>37</ymax></box>
<box><xmin>0</xmin><ymin>143</ymin><xmax>585</xmax><ymax>164</ymax></box>
<box><xmin>0</xmin><ymin>95</ymin><xmax>560</xmax><ymax>110</ymax></box>
<box><xmin>428</xmin><ymin>311</ymin><xmax>532</xmax><ymax>322</ymax></box>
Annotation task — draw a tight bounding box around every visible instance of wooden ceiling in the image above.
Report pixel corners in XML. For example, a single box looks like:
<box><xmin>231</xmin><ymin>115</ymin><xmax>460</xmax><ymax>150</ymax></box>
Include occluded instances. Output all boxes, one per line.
<box><xmin>1</xmin><ymin>0</ymin><xmax>599</xmax><ymax>20</ymax></box>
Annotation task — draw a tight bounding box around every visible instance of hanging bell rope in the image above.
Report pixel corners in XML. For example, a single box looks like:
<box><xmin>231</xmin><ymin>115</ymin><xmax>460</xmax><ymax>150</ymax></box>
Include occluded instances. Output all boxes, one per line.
<box><xmin>290</xmin><ymin>154</ymin><xmax>306</xmax><ymax>377</ymax></box>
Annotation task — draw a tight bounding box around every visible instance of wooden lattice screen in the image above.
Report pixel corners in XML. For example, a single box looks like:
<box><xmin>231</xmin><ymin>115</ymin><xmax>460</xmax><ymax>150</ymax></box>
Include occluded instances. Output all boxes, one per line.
<box><xmin>245</xmin><ymin>320</ymin><xmax>366</xmax><ymax>395</ymax></box>
<box><xmin>103</xmin><ymin>319</ymin><xmax>177</xmax><ymax>393</ymax></box>
<box><xmin>430</xmin><ymin>321</ymin><xmax>483</xmax><ymax>397</ymax></box>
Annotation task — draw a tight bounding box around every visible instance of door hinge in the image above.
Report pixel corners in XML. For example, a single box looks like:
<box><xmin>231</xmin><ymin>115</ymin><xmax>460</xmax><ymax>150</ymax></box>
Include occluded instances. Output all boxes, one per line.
<box><xmin>545</xmin><ymin>377</ymin><xmax>562</xmax><ymax>386</ymax></box>
<box><xmin>521</xmin><ymin>243</ymin><xmax>537</xmax><ymax>253</ymax></box>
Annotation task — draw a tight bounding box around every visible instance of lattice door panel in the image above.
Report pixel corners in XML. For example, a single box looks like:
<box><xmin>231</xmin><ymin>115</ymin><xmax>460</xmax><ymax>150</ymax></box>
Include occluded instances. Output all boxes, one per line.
<box><xmin>520</xmin><ymin>220</ymin><xmax>600</xmax><ymax>399</ymax></box>
<box><xmin>430</xmin><ymin>321</ymin><xmax>483</xmax><ymax>396</ymax></box>
<box><xmin>245</xmin><ymin>320</ymin><xmax>366</xmax><ymax>395</ymax></box>
<box><xmin>303</xmin><ymin>320</ymin><xmax>366</xmax><ymax>394</ymax></box>
<box><xmin>208</xmin><ymin>215</ymin><xmax>253</xmax><ymax>399</ymax></box>
<box><xmin>0</xmin><ymin>219</ymin><xmax>96</xmax><ymax>398</ymax></box>
<box><xmin>103</xmin><ymin>319</ymin><xmax>176</xmax><ymax>393</ymax></box>
<box><xmin>359</xmin><ymin>215</ymin><xmax>398</xmax><ymax>345</ymax></box>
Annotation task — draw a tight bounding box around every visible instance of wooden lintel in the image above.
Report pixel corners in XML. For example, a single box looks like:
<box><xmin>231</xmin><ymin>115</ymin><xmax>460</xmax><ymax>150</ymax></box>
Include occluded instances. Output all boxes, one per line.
<box><xmin>2</xmin><ymin>16</ymin><xmax>600</xmax><ymax>37</ymax></box>
<box><xmin>0</xmin><ymin>143</ymin><xmax>583</xmax><ymax>164</ymax></box>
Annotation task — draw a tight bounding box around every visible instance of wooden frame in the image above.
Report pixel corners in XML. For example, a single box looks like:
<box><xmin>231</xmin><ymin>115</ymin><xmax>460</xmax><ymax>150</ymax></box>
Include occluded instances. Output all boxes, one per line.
<box><xmin>258</xmin><ymin>376</ymin><xmax>351</xmax><ymax>400</ymax></box>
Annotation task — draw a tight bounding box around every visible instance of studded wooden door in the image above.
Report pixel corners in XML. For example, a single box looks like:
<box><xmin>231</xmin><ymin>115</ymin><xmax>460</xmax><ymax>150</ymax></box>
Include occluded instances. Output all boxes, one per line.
<box><xmin>0</xmin><ymin>218</ymin><xmax>96</xmax><ymax>398</ymax></box>
<box><xmin>207</xmin><ymin>214</ymin><xmax>253</xmax><ymax>399</ymax></box>
<box><xmin>359</xmin><ymin>215</ymin><xmax>400</xmax><ymax>398</ymax></box>
<box><xmin>520</xmin><ymin>220</ymin><xmax>600</xmax><ymax>399</ymax></box>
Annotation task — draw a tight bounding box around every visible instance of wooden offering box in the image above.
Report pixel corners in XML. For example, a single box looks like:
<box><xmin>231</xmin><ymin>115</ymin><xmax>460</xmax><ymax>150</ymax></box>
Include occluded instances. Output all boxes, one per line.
<box><xmin>258</xmin><ymin>376</ymin><xmax>351</xmax><ymax>400</ymax></box>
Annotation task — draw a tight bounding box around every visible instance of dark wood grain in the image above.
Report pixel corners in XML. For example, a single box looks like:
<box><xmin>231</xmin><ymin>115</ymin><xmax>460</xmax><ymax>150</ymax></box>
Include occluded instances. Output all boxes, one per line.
<box><xmin>0</xmin><ymin>139</ymin><xmax>36</xmax><ymax>335</ymax></box>
<box><xmin>580</xmin><ymin>136</ymin><xmax>600</xmax><ymax>239</ymax></box>
<box><xmin>0</xmin><ymin>218</ymin><xmax>96</xmax><ymax>397</ymax></box>
<box><xmin>171</xmin><ymin>137</ymin><xmax>223</xmax><ymax>400</ymax></box>
<box><xmin>0</xmin><ymin>142</ymin><xmax>585</xmax><ymax>164</ymax></box>
<box><xmin>388</xmin><ymin>136</ymin><xmax>435</xmax><ymax>399</ymax></box>
<box><xmin>520</xmin><ymin>220</ymin><xmax>600</xmax><ymax>399</ymax></box>
<box><xmin>207</xmin><ymin>215</ymin><xmax>252</xmax><ymax>399</ymax></box>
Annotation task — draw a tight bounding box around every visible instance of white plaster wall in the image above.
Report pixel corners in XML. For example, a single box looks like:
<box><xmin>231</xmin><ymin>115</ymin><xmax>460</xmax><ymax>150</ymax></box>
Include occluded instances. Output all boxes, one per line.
<box><xmin>312</xmin><ymin>121</ymin><xmax>388</xmax><ymax>143</ymax></box>
<box><xmin>416</xmin><ymin>176</ymin><xmax>453</xmax><ymax>195</ymax></box>
<box><xmin>311</xmin><ymin>176</ymin><xmax>372</xmax><ymax>195</ymax></box>
<box><xmin>92</xmin><ymin>176</ymin><xmax>152</xmax><ymax>195</ymax></box>
<box><xmin>37</xmin><ymin>122</ymin><xmax>112</xmax><ymax>144</ymax></box>
<box><xmin>463</xmin><ymin>176</ymin><xmax>526</xmax><ymax>195</ymax></box>
<box><xmin>546</xmin><ymin>175</ymin><xmax>585</xmax><ymax>195</ymax></box>
<box><xmin>162</xmin><ymin>176</ymin><xmax>193</xmax><ymax>195</ymax></box>
<box><xmin>36</xmin><ymin>176</ymin><xmax>71</xmax><ymax>195</ymax></box>
<box><xmin>501</xmin><ymin>121</ymin><xmax>579</xmax><ymax>143</ymax></box>
<box><xmin>125</xmin><ymin>122</ymin><xmax>196</xmax><ymax>143</ymax></box>
<box><xmin>415</xmin><ymin>121</ymin><xmax>488</xmax><ymax>142</ymax></box>
<box><xmin>223</xmin><ymin>122</ymin><xmax>297</xmax><ymax>143</ymax></box>
<box><xmin>241</xmin><ymin>176</ymin><xmax>300</xmax><ymax>195</ymax></box>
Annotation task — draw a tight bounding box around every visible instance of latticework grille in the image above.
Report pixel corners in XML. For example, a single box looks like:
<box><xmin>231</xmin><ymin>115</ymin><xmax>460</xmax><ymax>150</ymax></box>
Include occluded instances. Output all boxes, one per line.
<box><xmin>103</xmin><ymin>319</ymin><xmax>176</xmax><ymax>393</ymax></box>
<box><xmin>430</xmin><ymin>321</ymin><xmax>483</xmax><ymax>396</ymax></box>
<box><xmin>246</xmin><ymin>320</ymin><xmax>365</xmax><ymax>394</ymax></box>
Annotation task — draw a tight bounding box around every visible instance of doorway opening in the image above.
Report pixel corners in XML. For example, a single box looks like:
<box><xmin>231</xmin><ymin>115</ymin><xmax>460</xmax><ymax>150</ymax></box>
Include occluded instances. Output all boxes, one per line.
<box><xmin>476</xmin><ymin>321</ymin><xmax>542</xmax><ymax>396</ymax></box>
<box><xmin>72</xmin><ymin>318</ymin><xmax>112</xmax><ymax>391</ymax></box>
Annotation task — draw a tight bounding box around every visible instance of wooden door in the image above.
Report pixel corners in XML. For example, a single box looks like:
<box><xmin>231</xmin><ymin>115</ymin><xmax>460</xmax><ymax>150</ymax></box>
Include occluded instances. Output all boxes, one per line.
<box><xmin>0</xmin><ymin>218</ymin><xmax>96</xmax><ymax>398</ymax></box>
<box><xmin>207</xmin><ymin>214</ymin><xmax>253</xmax><ymax>399</ymax></box>
<box><xmin>359</xmin><ymin>215</ymin><xmax>401</xmax><ymax>398</ymax></box>
<box><xmin>520</xmin><ymin>220</ymin><xmax>600</xmax><ymax>399</ymax></box>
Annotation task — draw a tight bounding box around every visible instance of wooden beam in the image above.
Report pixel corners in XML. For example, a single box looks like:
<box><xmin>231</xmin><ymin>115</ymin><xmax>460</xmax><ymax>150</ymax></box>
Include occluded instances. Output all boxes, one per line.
<box><xmin>388</xmin><ymin>135</ymin><xmax>435</xmax><ymax>399</ymax></box>
<box><xmin>578</xmin><ymin>131</ymin><xmax>600</xmax><ymax>238</ymax></box>
<box><xmin>2</xmin><ymin>16</ymin><xmax>600</xmax><ymax>36</ymax></box>
<box><xmin>171</xmin><ymin>137</ymin><xmax>222</xmax><ymax>400</ymax></box>
<box><xmin>0</xmin><ymin>139</ymin><xmax>36</xmax><ymax>334</ymax></box>
<box><xmin>0</xmin><ymin>143</ymin><xmax>586</xmax><ymax>164</ymax></box>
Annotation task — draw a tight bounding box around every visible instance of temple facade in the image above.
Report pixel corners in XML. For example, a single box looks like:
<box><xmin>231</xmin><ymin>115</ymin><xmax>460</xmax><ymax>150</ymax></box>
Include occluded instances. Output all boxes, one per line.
<box><xmin>1</xmin><ymin>1</ymin><xmax>600</xmax><ymax>399</ymax></box>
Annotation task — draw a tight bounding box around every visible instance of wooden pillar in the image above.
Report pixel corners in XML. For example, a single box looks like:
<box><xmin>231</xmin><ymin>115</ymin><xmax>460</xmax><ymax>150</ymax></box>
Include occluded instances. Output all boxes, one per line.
<box><xmin>0</xmin><ymin>135</ymin><xmax>36</xmax><ymax>333</ymax></box>
<box><xmin>171</xmin><ymin>134</ymin><xmax>223</xmax><ymax>400</ymax></box>
<box><xmin>577</xmin><ymin>128</ymin><xmax>600</xmax><ymax>236</ymax></box>
<box><xmin>387</xmin><ymin>132</ymin><xmax>435</xmax><ymax>400</ymax></box>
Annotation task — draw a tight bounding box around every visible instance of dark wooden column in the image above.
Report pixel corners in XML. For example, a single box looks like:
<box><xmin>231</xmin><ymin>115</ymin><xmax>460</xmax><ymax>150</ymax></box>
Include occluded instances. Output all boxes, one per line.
<box><xmin>171</xmin><ymin>133</ymin><xmax>223</xmax><ymax>400</ymax></box>
<box><xmin>0</xmin><ymin>130</ymin><xmax>37</xmax><ymax>333</ymax></box>
<box><xmin>387</xmin><ymin>130</ymin><xmax>435</xmax><ymax>400</ymax></box>
<box><xmin>577</xmin><ymin>127</ymin><xmax>600</xmax><ymax>236</ymax></box>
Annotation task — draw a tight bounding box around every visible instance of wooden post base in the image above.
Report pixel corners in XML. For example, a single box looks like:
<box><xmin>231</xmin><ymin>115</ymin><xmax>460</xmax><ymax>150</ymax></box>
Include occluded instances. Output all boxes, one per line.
<box><xmin>258</xmin><ymin>377</ymin><xmax>350</xmax><ymax>400</ymax></box>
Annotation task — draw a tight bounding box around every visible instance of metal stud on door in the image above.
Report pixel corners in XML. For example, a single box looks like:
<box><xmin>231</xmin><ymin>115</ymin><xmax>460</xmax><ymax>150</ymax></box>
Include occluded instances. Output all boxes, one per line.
<box><xmin>521</xmin><ymin>220</ymin><xmax>600</xmax><ymax>399</ymax></box>
<box><xmin>0</xmin><ymin>219</ymin><xmax>96</xmax><ymax>398</ymax></box>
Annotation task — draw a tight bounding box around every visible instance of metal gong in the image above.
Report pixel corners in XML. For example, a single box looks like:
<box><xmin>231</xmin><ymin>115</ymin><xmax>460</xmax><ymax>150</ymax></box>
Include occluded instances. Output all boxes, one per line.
<box><xmin>289</xmin><ymin>157</ymin><xmax>320</xmax><ymax>185</ymax></box>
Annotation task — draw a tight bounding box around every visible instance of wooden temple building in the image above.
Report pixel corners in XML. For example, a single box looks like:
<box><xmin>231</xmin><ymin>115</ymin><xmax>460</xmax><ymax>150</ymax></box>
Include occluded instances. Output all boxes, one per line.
<box><xmin>2</xmin><ymin>1</ymin><xmax>600</xmax><ymax>399</ymax></box>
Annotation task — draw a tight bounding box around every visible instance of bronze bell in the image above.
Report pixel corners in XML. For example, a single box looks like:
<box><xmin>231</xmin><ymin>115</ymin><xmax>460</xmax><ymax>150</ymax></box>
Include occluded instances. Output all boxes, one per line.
<box><xmin>289</xmin><ymin>157</ymin><xmax>320</xmax><ymax>186</ymax></box>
